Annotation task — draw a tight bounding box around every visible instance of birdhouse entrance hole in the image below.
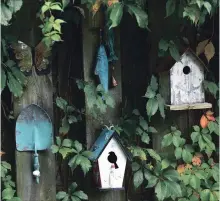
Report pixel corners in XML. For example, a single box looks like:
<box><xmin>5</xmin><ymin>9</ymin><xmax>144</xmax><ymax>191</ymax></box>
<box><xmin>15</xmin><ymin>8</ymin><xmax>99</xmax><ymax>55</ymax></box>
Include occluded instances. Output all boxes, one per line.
<box><xmin>183</xmin><ymin>66</ymin><xmax>191</xmax><ymax>74</ymax></box>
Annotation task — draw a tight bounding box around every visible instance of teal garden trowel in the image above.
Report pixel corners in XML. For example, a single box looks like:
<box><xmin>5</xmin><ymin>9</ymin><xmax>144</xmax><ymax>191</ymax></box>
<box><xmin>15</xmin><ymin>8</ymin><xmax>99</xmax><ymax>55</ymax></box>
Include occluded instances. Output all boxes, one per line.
<box><xmin>15</xmin><ymin>104</ymin><xmax>52</xmax><ymax>183</ymax></box>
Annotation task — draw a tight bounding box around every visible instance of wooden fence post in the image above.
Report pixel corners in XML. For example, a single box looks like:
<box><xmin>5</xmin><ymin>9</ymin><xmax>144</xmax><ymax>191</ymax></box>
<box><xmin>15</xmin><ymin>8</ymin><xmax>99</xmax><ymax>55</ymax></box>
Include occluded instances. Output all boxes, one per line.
<box><xmin>82</xmin><ymin>8</ymin><xmax>125</xmax><ymax>201</ymax></box>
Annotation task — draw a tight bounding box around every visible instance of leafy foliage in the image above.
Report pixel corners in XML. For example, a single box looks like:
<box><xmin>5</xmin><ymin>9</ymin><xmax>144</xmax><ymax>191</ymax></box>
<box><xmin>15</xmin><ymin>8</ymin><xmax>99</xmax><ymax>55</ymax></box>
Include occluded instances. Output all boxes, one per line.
<box><xmin>144</xmin><ymin>75</ymin><xmax>166</xmax><ymax>120</ymax></box>
<box><xmin>56</xmin><ymin>182</ymin><xmax>88</xmax><ymax>201</ymax></box>
<box><xmin>1</xmin><ymin>161</ymin><xmax>21</xmax><ymax>201</ymax></box>
<box><xmin>76</xmin><ymin>80</ymin><xmax>115</xmax><ymax>116</ymax></box>
<box><xmin>51</xmin><ymin>137</ymin><xmax>92</xmax><ymax>175</ymax></box>
<box><xmin>1</xmin><ymin>0</ymin><xmax>23</xmax><ymax>26</ymax></box>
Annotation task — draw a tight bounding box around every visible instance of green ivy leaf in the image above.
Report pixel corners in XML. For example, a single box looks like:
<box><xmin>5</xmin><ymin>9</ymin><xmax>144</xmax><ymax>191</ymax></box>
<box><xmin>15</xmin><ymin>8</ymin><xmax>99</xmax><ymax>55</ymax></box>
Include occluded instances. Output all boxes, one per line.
<box><xmin>182</xmin><ymin>149</ymin><xmax>193</xmax><ymax>163</ymax></box>
<box><xmin>7</xmin><ymin>0</ymin><xmax>23</xmax><ymax>13</ymax></box>
<box><xmin>56</xmin><ymin>97</ymin><xmax>68</xmax><ymax>110</ymax></box>
<box><xmin>208</xmin><ymin>121</ymin><xmax>219</xmax><ymax>135</ymax></box>
<box><xmin>169</xmin><ymin>44</ymin><xmax>180</xmax><ymax>61</ymax></box>
<box><xmin>131</xmin><ymin>162</ymin><xmax>140</xmax><ymax>172</ymax></box>
<box><xmin>9</xmin><ymin>197</ymin><xmax>22</xmax><ymax>201</ymax></box>
<box><xmin>59</xmin><ymin>116</ymin><xmax>70</xmax><ymax>134</ymax></box>
<box><xmin>127</xmin><ymin>4</ymin><xmax>148</xmax><ymax>29</ymax></box>
<box><xmin>59</xmin><ymin>147</ymin><xmax>73</xmax><ymax>159</ymax></box>
<box><xmin>166</xmin><ymin>0</ymin><xmax>176</xmax><ymax>17</ymax></box>
<box><xmin>105</xmin><ymin>95</ymin><xmax>115</xmax><ymax>108</ymax></box>
<box><xmin>148</xmin><ymin>126</ymin><xmax>158</xmax><ymax>133</ymax></box>
<box><xmin>203</xmin><ymin>80</ymin><xmax>219</xmax><ymax>98</ymax></box>
<box><xmin>147</xmin><ymin>149</ymin><xmax>161</xmax><ymax>161</ymax></box>
<box><xmin>161</xmin><ymin>159</ymin><xmax>170</xmax><ymax>170</ymax></box>
<box><xmin>193</xmin><ymin>125</ymin><xmax>200</xmax><ymax>132</ymax></box>
<box><xmin>133</xmin><ymin>169</ymin><xmax>144</xmax><ymax>188</ymax></box>
<box><xmin>175</xmin><ymin>147</ymin><xmax>182</xmax><ymax>159</ymax></box>
<box><xmin>198</xmin><ymin>135</ymin><xmax>206</xmax><ymax>151</ymax></box>
<box><xmin>144</xmin><ymin>169</ymin><xmax>158</xmax><ymax>188</ymax></box>
<box><xmin>150</xmin><ymin>75</ymin><xmax>158</xmax><ymax>91</ymax></box>
<box><xmin>2</xmin><ymin>188</ymin><xmax>16</xmax><ymax>200</ymax></box>
<box><xmin>164</xmin><ymin>180</ymin><xmax>182</xmax><ymax>198</ymax></box>
<box><xmin>56</xmin><ymin>191</ymin><xmax>68</xmax><ymax>200</ymax></box>
<box><xmin>145</xmin><ymin>86</ymin><xmax>156</xmax><ymax>98</ymax></box>
<box><xmin>156</xmin><ymin>94</ymin><xmax>165</xmax><ymax>119</ymax></box>
<box><xmin>1</xmin><ymin>4</ymin><xmax>13</xmax><ymax>26</ymax></box>
<box><xmin>141</xmin><ymin>133</ymin><xmax>150</xmax><ymax>144</ymax></box>
<box><xmin>159</xmin><ymin>39</ymin><xmax>169</xmax><ymax>51</ymax></box>
<box><xmin>2</xmin><ymin>161</ymin><xmax>11</xmax><ymax>170</ymax></box>
<box><xmin>1</xmin><ymin>69</ymin><xmax>6</xmax><ymax>92</ymax></box>
<box><xmin>73</xmin><ymin>141</ymin><xmax>82</xmax><ymax>152</ymax></box>
<box><xmin>51</xmin><ymin>145</ymin><xmax>59</xmax><ymax>153</ymax></box>
<box><xmin>68</xmin><ymin>115</ymin><xmax>78</xmax><ymax>124</ymax></box>
<box><xmin>191</xmin><ymin>132</ymin><xmax>200</xmax><ymax>143</ymax></box>
<box><xmin>62</xmin><ymin>139</ymin><xmax>72</xmax><ymax>148</ymax></box>
<box><xmin>109</xmin><ymin>3</ymin><xmax>123</xmax><ymax>29</ymax></box>
<box><xmin>190</xmin><ymin>175</ymin><xmax>201</xmax><ymax>189</ymax></box>
<box><xmin>7</xmin><ymin>72</ymin><xmax>23</xmax><ymax>97</ymax></box>
<box><xmin>73</xmin><ymin>191</ymin><xmax>88</xmax><ymax>200</ymax></box>
<box><xmin>71</xmin><ymin>196</ymin><xmax>80</xmax><ymax>201</ymax></box>
<box><xmin>146</xmin><ymin>98</ymin><xmax>159</xmax><ymax>119</ymax></box>
<box><xmin>172</xmin><ymin>135</ymin><xmax>181</xmax><ymax>147</ymax></box>
<box><xmin>203</xmin><ymin>2</ymin><xmax>212</xmax><ymax>14</ymax></box>
<box><xmin>163</xmin><ymin>169</ymin><xmax>180</xmax><ymax>182</ymax></box>
<box><xmin>155</xmin><ymin>181</ymin><xmax>167</xmax><ymax>200</ymax></box>
<box><xmin>162</xmin><ymin>133</ymin><xmax>173</xmax><ymax>147</ymax></box>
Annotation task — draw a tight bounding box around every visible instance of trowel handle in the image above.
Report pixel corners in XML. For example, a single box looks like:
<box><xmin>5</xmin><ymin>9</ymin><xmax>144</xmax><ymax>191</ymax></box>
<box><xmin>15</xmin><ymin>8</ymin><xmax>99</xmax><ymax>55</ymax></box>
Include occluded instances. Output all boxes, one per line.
<box><xmin>33</xmin><ymin>153</ymin><xmax>40</xmax><ymax>183</ymax></box>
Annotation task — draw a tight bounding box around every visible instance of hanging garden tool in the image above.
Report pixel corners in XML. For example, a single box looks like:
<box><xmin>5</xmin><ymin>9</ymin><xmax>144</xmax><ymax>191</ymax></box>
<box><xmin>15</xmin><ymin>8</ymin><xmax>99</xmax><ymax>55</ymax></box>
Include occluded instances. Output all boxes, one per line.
<box><xmin>94</xmin><ymin>29</ymin><xmax>109</xmax><ymax>92</ymax></box>
<box><xmin>15</xmin><ymin>104</ymin><xmax>52</xmax><ymax>183</ymax></box>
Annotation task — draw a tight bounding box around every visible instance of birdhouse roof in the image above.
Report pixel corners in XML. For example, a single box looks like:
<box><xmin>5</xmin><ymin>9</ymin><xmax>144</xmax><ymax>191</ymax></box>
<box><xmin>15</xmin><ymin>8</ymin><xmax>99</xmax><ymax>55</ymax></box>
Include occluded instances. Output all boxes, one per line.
<box><xmin>171</xmin><ymin>48</ymin><xmax>208</xmax><ymax>71</ymax></box>
<box><xmin>89</xmin><ymin>128</ymin><xmax>132</xmax><ymax>161</ymax></box>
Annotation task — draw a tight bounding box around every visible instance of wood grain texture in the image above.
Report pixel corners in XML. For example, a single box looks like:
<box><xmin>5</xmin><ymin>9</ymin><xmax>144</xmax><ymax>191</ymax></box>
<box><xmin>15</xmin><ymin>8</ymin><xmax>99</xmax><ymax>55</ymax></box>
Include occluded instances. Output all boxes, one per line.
<box><xmin>14</xmin><ymin>75</ymin><xmax>56</xmax><ymax>201</ymax></box>
<box><xmin>170</xmin><ymin>50</ymin><xmax>205</xmax><ymax>105</ymax></box>
<box><xmin>168</xmin><ymin>102</ymin><xmax>212</xmax><ymax>110</ymax></box>
<box><xmin>82</xmin><ymin>7</ymin><xmax>125</xmax><ymax>201</ymax></box>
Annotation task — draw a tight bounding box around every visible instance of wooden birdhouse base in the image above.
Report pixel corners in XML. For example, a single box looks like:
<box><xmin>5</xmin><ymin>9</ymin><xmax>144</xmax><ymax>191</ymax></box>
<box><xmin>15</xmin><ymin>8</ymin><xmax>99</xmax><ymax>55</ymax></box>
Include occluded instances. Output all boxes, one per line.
<box><xmin>98</xmin><ymin>187</ymin><xmax>125</xmax><ymax>191</ymax></box>
<box><xmin>167</xmin><ymin>102</ymin><xmax>212</xmax><ymax>111</ymax></box>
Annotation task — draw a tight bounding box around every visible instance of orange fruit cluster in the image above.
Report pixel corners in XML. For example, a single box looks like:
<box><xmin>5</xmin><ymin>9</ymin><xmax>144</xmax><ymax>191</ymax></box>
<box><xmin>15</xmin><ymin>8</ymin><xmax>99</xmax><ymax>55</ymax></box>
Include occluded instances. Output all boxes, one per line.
<box><xmin>200</xmin><ymin>110</ymin><xmax>215</xmax><ymax>128</ymax></box>
<box><xmin>192</xmin><ymin>156</ymin><xmax>202</xmax><ymax>166</ymax></box>
<box><xmin>177</xmin><ymin>164</ymin><xmax>185</xmax><ymax>174</ymax></box>
<box><xmin>107</xmin><ymin>0</ymin><xmax>119</xmax><ymax>7</ymax></box>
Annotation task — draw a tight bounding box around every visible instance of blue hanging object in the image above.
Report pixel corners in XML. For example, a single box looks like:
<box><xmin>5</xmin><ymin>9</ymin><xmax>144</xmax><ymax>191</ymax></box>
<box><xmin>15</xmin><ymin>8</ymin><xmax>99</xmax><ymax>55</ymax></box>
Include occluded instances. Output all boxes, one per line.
<box><xmin>94</xmin><ymin>45</ymin><xmax>109</xmax><ymax>92</ymax></box>
<box><xmin>15</xmin><ymin>104</ymin><xmax>52</xmax><ymax>184</ymax></box>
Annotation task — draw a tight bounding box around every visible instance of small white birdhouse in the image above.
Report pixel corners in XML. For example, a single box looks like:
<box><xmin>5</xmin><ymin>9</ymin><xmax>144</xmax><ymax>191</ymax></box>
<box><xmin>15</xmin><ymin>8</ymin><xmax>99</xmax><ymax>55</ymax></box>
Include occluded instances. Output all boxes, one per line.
<box><xmin>89</xmin><ymin>128</ymin><xmax>132</xmax><ymax>190</ymax></box>
<box><xmin>159</xmin><ymin>49</ymin><xmax>212</xmax><ymax>110</ymax></box>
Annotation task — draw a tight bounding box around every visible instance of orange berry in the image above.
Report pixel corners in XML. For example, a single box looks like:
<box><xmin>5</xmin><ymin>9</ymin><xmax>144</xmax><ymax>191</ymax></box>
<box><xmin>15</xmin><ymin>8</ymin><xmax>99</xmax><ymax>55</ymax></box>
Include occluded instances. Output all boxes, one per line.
<box><xmin>192</xmin><ymin>156</ymin><xmax>202</xmax><ymax>166</ymax></box>
<box><xmin>177</xmin><ymin>164</ymin><xmax>185</xmax><ymax>174</ymax></box>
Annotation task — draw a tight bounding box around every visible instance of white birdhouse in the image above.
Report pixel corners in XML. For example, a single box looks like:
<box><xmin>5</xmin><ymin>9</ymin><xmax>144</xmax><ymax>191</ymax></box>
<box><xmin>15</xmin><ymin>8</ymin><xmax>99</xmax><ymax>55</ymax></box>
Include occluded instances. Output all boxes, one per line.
<box><xmin>89</xmin><ymin>128</ymin><xmax>132</xmax><ymax>190</ymax></box>
<box><xmin>159</xmin><ymin>49</ymin><xmax>212</xmax><ymax>110</ymax></box>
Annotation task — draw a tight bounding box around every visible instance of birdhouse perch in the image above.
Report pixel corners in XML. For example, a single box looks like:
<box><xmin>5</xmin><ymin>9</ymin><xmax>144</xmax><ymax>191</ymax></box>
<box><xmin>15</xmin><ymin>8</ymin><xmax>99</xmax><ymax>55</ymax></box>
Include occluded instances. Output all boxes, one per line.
<box><xmin>159</xmin><ymin>49</ymin><xmax>212</xmax><ymax>111</ymax></box>
<box><xmin>89</xmin><ymin>128</ymin><xmax>132</xmax><ymax>190</ymax></box>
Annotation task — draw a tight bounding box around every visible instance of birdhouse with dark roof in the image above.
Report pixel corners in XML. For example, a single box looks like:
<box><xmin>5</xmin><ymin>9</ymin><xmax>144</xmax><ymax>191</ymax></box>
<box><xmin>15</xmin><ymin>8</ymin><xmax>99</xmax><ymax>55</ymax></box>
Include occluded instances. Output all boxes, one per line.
<box><xmin>89</xmin><ymin>128</ymin><xmax>132</xmax><ymax>190</ymax></box>
<box><xmin>159</xmin><ymin>49</ymin><xmax>212</xmax><ymax>110</ymax></box>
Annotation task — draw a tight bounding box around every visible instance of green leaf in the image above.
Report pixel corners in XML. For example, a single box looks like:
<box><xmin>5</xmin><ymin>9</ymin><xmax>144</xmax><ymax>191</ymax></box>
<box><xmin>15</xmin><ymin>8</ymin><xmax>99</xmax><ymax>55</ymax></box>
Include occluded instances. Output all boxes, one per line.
<box><xmin>198</xmin><ymin>135</ymin><xmax>206</xmax><ymax>151</ymax></box>
<box><xmin>69</xmin><ymin>182</ymin><xmax>78</xmax><ymax>192</ymax></box>
<box><xmin>200</xmin><ymin>189</ymin><xmax>210</xmax><ymax>201</ymax></box>
<box><xmin>62</xmin><ymin>139</ymin><xmax>72</xmax><ymax>148</ymax></box>
<box><xmin>56</xmin><ymin>191</ymin><xmax>67</xmax><ymax>200</ymax></box>
<box><xmin>131</xmin><ymin>162</ymin><xmax>140</xmax><ymax>171</ymax></box>
<box><xmin>191</xmin><ymin>132</ymin><xmax>200</xmax><ymax>143</ymax></box>
<box><xmin>150</xmin><ymin>75</ymin><xmax>158</xmax><ymax>91</ymax></box>
<box><xmin>182</xmin><ymin>149</ymin><xmax>193</xmax><ymax>163</ymax></box>
<box><xmin>2</xmin><ymin>161</ymin><xmax>11</xmax><ymax>170</ymax></box>
<box><xmin>202</xmin><ymin>134</ymin><xmax>215</xmax><ymax>150</ymax></box>
<box><xmin>159</xmin><ymin>39</ymin><xmax>169</xmax><ymax>51</ymax></box>
<box><xmin>7</xmin><ymin>0</ymin><xmax>23</xmax><ymax>13</ymax></box>
<box><xmin>1</xmin><ymin>4</ymin><xmax>13</xmax><ymax>26</ymax></box>
<box><xmin>73</xmin><ymin>191</ymin><xmax>88</xmax><ymax>200</ymax></box>
<box><xmin>166</xmin><ymin>0</ymin><xmax>176</xmax><ymax>17</ymax></box>
<box><xmin>144</xmin><ymin>169</ymin><xmax>158</xmax><ymax>188</ymax></box>
<box><xmin>161</xmin><ymin>159</ymin><xmax>170</xmax><ymax>170</ymax></box>
<box><xmin>130</xmin><ymin>146</ymin><xmax>147</xmax><ymax>160</ymax></box>
<box><xmin>1</xmin><ymin>69</ymin><xmax>6</xmax><ymax>92</ymax></box>
<box><xmin>162</xmin><ymin>133</ymin><xmax>173</xmax><ymax>147</ymax></box>
<box><xmin>203</xmin><ymin>80</ymin><xmax>219</xmax><ymax>98</ymax></box>
<box><xmin>105</xmin><ymin>95</ymin><xmax>115</xmax><ymax>108</ymax></box>
<box><xmin>133</xmin><ymin>169</ymin><xmax>144</xmax><ymax>188</ymax></box>
<box><xmin>71</xmin><ymin>196</ymin><xmax>80</xmax><ymax>201</ymax></box>
<box><xmin>203</xmin><ymin>2</ymin><xmax>212</xmax><ymax>14</ymax></box>
<box><xmin>7</xmin><ymin>72</ymin><xmax>23</xmax><ymax>97</ymax></box>
<box><xmin>141</xmin><ymin>133</ymin><xmax>150</xmax><ymax>144</ymax></box>
<box><xmin>164</xmin><ymin>180</ymin><xmax>182</xmax><ymax>198</ymax></box>
<box><xmin>56</xmin><ymin>137</ymin><xmax>62</xmax><ymax>146</ymax></box>
<box><xmin>146</xmin><ymin>98</ymin><xmax>159</xmax><ymax>119</ymax></box>
<box><xmin>50</xmin><ymin>5</ymin><xmax>63</xmax><ymax>11</ymax></box>
<box><xmin>190</xmin><ymin>175</ymin><xmax>201</xmax><ymax>189</ymax></box>
<box><xmin>81</xmin><ymin>151</ymin><xmax>92</xmax><ymax>158</ymax></box>
<box><xmin>145</xmin><ymin>86</ymin><xmax>156</xmax><ymax>98</ymax></box>
<box><xmin>2</xmin><ymin>188</ymin><xmax>15</xmax><ymax>200</ymax></box>
<box><xmin>59</xmin><ymin>147</ymin><xmax>73</xmax><ymax>159</ymax></box>
<box><xmin>59</xmin><ymin>117</ymin><xmax>70</xmax><ymax>134</ymax></box>
<box><xmin>68</xmin><ymin>115</ymin><xmax>78</xmax><ymax>124</ymax></box>
<box><xmin>181</xmin><ymin>174</ymin><xmax>191</xmax><ymax>185</ymax></box>
<box><xmin>109</xmin><ymin>3</ymin><xmax>123</xmax><ymax>29</ymax></box>
<box><xmin>56</xmin><ymin>97</ymin><xmax>68</xmax><ymax>110</ymax></box>
<box><xmin>127</xmin><ymin>4</ymin><xmax>148</xmax><ymax>29</ymax></box>
<box><xmin>139</xmin><ymin>117</ymin><xmax>148</xmax><ymax>130</ymax></box>
<box><xmin>147</xmin><ymin>149</ymin><xmax>161</xmax><ymax>161</ymax></box>
<box><xmin>155</xmin><ymin>181</ymin><xmax>167</xmax><ymax>200</ymax></box>
<box><xmin>208</xmin><ymin>121</ymin><xmax>219</xmax><ymax>135</ymax></box>
<box><xmin>73</xmin><ymin>141</ymin><xmax>82</xmax><ymax>152</ymax></box>
<box><xmin>10</xmin><ymin>67</ymin><xmax>27</xmax><ymax>86</ymax></box>
<box><xmin>193</xmin><ymin>125</ymin><xmax>200</xmax><ymax>132</ymax></box>
<box><xmin>132</xmin><ymin>109</ymin><xmax>140</xmax><ymax>115</ymax></box>
<box><xmin>163</xmin><ymin>169</ymin><xmax>179</xmax><ymax>182</ymax></box>
<box><xmin>172</xmin><ymin>135</ymin><xmax>181</xmax><ymax>147</ymax></box>
<box><xmin>156</xmin><ymin>94</ymin><xmax>165</xmax><ymax>119</ymax></box>
<box><xmin>175</xmin><ymin>147</ymin><xmax>182</xmax><ymax>159</ymax></box>
<box><xmin>169</xmin><ymin>44</ymin><xmax>180</xmax><ymax>61</ymax></box>
<box><xmin>51</xmin><ymin>145</ymin><xmax>59</xmax><ymax>153</ymax></box>
<box><xmin>9</xmin><ymin>197</ymin><xmax>22</xmax><ymax>201</ymax></box>
<box><xmin>62</xmin><ymin>0</ymin><xmax>70</xmax><ymax>9</ymax></box>
<box><xmin>148</xmin><ymin>127</ymin><xmax>158</xmax><ymax>133</ymax></box>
